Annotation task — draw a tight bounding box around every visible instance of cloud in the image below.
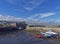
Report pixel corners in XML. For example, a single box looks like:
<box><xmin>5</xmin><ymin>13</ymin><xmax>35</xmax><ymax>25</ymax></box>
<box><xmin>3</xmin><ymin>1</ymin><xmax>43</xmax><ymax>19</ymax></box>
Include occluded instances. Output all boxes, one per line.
<box><xmin>0</xmin><ymin>13</ymin><xmax>59</xmax><ymax>25</ymax></box>
<box><xmin>23</xmin><ymin>0</ymin><xmax>44</xmax><ymax>11</ymax></box>
<box><xmin>0</xmin><ymin>14</ymin><xmax>39</xmax><ymax>23</ymax></box>
<box><xmin>6</xmin><ymin>0</ymin><xmax>44</xmax><ymax>11</ymax></box>
<box><xmin>40</xmin><ymin>12</ymin><xmax>56</xmax><ymax>18</ymax></box>
<box><xmin>28</xmin><ymin>12</ymin><xmax>56</xmax><ymax>19</ymax></box>
<box><xmin>0</xmin><ymin>12</ymin><xmax>54</xmax><ymax>23</ymax></box>
<box><xmin>26</xmin><ymin>12</ymin><xmax>56</xmax><ymax>24</ymax></box>
<box><xmin>24</xmin><ymin>7</ymin><xmax>33</xmax><ymax>11</ymax></box>
<box><xmin>0</xmin><ymin>14</ymin><xmax>26</xmax><ymax>22</ymax></box>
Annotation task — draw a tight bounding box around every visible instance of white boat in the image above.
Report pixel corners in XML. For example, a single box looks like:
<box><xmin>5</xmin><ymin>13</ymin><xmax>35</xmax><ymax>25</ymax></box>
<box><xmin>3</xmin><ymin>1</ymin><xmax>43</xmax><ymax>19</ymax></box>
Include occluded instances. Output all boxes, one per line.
<box><xmin>41</xmin><ymin>30</ymin><xmax>59</xmax><ymax>38</ymax></box>
<box><xmin>45</xmin><ymin>30</ymin><xmax>58</xmax><ymax>35</ymax></box>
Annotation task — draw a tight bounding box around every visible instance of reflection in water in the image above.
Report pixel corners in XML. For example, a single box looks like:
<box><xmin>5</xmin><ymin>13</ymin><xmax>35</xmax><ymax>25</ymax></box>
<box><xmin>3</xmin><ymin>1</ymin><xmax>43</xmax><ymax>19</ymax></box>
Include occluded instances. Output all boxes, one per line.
<box><xmin>0</xmin><ymin>30</ymin><xmax>58</xmax><ymax>44</ymax></box>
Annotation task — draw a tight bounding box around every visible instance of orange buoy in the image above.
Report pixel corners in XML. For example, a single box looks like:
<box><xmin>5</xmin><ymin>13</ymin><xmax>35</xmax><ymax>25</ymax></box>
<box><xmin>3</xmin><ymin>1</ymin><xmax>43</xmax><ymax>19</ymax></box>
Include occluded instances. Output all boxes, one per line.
<box><xmin>36</xmin><ymin>33</ymin><xmax>42</xmax><ymax>38</ymax></box>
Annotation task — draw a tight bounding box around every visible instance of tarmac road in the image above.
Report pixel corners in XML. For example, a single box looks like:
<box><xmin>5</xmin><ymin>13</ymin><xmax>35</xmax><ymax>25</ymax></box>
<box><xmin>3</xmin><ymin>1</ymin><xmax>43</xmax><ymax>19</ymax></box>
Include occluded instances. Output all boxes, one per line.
<box><xmin>0</xmin><ymin>30</ymin><xmax>57</xmax><ymax>44</ymax></box>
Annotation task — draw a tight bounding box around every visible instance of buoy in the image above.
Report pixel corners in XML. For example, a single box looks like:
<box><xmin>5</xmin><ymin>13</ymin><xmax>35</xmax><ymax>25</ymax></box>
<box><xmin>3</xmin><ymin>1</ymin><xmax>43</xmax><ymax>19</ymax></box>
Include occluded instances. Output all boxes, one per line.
<box><xmin>36</xmin><ymin>33</ymin><xmax>42</xmax><ymax>38</ymax></box>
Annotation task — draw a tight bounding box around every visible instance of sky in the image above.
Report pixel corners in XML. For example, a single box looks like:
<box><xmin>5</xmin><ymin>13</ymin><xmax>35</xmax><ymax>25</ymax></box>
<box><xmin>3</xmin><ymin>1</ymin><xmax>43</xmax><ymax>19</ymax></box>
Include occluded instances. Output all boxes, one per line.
<box><xmin>0</xmin><ymin>0</ymin><xmax>60</xmax><ymax>24</ymax></box>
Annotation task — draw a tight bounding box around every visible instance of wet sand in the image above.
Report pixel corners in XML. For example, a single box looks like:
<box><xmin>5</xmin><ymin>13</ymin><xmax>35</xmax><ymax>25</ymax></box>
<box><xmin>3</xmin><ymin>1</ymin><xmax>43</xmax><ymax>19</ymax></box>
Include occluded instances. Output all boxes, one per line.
<box><xmin>0</xmin><ymin>30</ymin><xmax>59</xmax><ymax>44</ymax></box>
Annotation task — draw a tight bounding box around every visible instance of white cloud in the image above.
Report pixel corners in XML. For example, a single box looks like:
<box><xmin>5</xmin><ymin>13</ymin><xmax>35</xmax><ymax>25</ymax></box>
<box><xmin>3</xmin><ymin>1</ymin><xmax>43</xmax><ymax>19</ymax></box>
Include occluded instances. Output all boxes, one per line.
<box><xmin>40</xmin><ymin>12</ymin><xmax>56</xmax><ymax>18</ymax></box>
<box><xmin>23</xmin><ymin>0</ymin><xmax>44</xmax><ymax>11</ymax></box>
<box><xmin>27</xmin><ymin>14</ymin><xmax>38</xmax><ymax>19</ymax></box>
<box><xmin>0</xmin><ymin>13</ymin><xmax>59</xmax><ymax>25</ymax></box>
<box><xmin>0</xmin><ymin>14</ymin><xmax>26</xmax><ymax>22</ymax></box>
<box><xmin>28</xmin><ymin>12</ymin><xmax>56</xmax><ymax>19</ymax></box>
<box><xmin>24</xmin><ymin>7</ymin><xmax>33</xmax><ymax>11</ymax></box>
<box><xmin>6</xmin><ymin>0</ymin><xmax>44</xmax><ymax>11</ymax></box>
<box><xmin>26</xmin><ymin>12</ymin><xmax>56</xmax><ymax>23</ymax></box>
<box><xmin>0</xmin><ymin>12</ymin><xmax>56</xmax><ymax>24</ymax></box>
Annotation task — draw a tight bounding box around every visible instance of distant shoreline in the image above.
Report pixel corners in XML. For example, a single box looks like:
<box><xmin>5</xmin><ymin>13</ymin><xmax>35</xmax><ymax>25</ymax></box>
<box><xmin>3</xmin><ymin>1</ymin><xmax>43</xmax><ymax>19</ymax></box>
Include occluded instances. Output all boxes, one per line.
<box><xmin>25</xmin><ymin>27</ymin><xmax>60</xmax><ymax>33</ymax></box>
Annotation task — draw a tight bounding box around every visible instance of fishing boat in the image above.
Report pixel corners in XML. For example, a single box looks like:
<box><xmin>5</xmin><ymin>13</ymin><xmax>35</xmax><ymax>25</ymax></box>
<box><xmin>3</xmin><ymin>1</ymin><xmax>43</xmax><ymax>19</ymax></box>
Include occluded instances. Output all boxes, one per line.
<box><xmin>41</xmin><ymin>30</ymin><xmax>59</xmax><ymax>38</ymax></box>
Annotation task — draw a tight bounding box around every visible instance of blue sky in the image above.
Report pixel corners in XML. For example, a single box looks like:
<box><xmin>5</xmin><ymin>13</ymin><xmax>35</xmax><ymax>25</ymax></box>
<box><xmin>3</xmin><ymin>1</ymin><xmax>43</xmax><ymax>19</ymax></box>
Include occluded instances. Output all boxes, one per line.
<box><xmin>0</xmin><ymin>0</ymin><xmax>60</xmax><ymax>23</ymax></box>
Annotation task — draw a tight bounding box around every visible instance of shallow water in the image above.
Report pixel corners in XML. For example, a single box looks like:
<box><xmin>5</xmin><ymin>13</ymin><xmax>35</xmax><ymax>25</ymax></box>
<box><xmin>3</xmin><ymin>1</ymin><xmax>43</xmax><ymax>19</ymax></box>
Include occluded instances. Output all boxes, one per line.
<box><xmin>0</xmin><ymin>30</ymin><xmax>59</xmax><ymax>44</ymax></box>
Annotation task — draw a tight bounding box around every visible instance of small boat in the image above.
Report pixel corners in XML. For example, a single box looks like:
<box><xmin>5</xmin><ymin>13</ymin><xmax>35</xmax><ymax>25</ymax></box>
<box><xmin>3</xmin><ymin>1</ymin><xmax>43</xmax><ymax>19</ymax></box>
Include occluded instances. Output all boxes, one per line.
<box><xmin>41</xmin><ymin>30</ymin><xmax>59</xmax><ymax>38</ymax></box>
<box><xmin>36</xmin><ymin>33</ymin><xmax>42</xmax><ymax>38</ymax></box>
